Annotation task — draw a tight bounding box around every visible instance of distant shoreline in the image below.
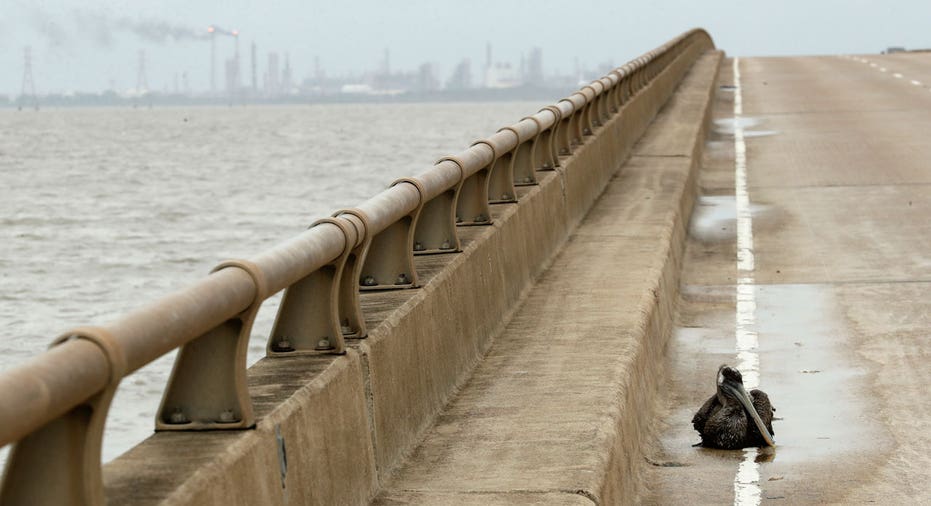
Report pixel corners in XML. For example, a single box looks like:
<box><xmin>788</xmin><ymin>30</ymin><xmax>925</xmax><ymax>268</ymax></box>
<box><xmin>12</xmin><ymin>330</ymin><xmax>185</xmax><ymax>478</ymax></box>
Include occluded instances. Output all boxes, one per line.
<box><xmin>2</xmin><ymin>86</ymin><xmax>577</xmax><ymax>109</ymax></box>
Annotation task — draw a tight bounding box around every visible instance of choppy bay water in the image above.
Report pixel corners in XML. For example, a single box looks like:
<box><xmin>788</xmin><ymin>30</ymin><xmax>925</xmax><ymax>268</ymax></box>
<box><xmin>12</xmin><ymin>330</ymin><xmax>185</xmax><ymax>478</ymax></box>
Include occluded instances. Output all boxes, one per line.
<box><xmin>0</xmin><ymin>101</ymin><xmax>540</xmax><ymax>463</ymax></box>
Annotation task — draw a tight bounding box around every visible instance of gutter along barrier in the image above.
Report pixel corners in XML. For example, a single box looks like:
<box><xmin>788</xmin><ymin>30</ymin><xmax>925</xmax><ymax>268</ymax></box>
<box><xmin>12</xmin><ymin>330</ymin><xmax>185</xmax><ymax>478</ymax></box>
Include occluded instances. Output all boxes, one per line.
<box><xmin>0</xmin><ymin>29</ymin><xmax>715</xmax><ymax>505</ymax></box>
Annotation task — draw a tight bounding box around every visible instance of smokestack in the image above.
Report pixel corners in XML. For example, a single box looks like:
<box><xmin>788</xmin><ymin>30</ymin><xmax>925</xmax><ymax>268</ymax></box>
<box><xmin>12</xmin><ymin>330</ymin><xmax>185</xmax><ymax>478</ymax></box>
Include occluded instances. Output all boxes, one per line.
<box><xmin>232</xmin><ymin>29</ymin><xmax>240</xmax><ymax>94</ymax></box>
<box><xmin>209</xmin><ymin>26</ymin><xmax>216</xmax><ymax>94</ymax></box>
<box><xmin>251</xmin><ymin>41</ymin><xmax>257</xmax><ymax>92</ymax></box>
<box><xmin>282</xmin><ymin>52</ymin><xmax>292</xmax><ymax>93</ymax></box>
<box><xmin>229</xmin><ymin>30</ymin><xmax>242</xmax><ymax>95</ymax></box>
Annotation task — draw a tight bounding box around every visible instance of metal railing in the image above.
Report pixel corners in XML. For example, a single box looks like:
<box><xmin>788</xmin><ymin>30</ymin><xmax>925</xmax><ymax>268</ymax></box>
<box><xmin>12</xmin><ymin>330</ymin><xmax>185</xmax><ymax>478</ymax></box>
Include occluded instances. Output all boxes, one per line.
<box><xmin>0</xmin><ymin>28</ymin><xmax>714</xmax><ymax>505</ymax></box>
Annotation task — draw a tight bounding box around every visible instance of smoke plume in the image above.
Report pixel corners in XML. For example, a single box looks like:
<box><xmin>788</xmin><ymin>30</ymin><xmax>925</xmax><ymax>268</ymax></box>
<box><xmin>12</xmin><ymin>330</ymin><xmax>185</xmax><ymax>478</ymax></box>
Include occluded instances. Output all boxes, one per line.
<box><xmin>74</xmin><ymin>10</ymin><xmax>212</xmax><ymax>47</ymax></box>
<box><xmin>21</xmin><ymin>5</ymin><xmax>220</xmax><ymax>48</ymax></box>
<box><xmin>27</xmin><ymin>7</ymin><xmax>70</xmax><ymax>47</ymax></box>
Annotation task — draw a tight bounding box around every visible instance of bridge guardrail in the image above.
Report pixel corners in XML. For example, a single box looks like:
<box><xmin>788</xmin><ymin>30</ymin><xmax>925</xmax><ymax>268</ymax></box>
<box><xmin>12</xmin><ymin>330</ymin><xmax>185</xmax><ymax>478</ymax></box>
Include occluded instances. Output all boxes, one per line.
<box><xmin>0</xmin><ymin>28</ymin><xmax>714</xmax><ymax>505</ymax></box>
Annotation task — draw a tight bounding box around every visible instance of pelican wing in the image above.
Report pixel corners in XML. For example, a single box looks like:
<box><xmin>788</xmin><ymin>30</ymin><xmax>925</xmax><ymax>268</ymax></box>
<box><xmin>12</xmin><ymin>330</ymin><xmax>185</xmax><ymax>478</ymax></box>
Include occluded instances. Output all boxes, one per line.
<box><xmin>692</xmin><ymin>394</ymin><xmax>719</xmax><ymax>432</ymax></box>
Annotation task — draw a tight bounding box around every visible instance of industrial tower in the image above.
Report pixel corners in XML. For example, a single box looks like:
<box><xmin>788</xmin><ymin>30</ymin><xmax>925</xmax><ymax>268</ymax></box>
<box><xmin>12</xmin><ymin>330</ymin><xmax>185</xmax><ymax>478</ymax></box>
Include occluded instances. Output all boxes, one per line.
<box><xmin>251</xmin><ymin>41</ymin><xmax>257</xmax><ymax>93</ymax></box>
<box><xmin>209</xmin><ymin>26</ymin><xmax>216</xmax><ymax>94</ymax></box>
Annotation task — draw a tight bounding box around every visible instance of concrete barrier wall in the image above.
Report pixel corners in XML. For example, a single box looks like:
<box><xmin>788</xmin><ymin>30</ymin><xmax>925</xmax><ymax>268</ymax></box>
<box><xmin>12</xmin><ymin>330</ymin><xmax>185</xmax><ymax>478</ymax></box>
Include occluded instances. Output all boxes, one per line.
<box><xmin>102</xmin><ymin>41</ymin><xmax>716</xmax><ymax>506</ymax></box>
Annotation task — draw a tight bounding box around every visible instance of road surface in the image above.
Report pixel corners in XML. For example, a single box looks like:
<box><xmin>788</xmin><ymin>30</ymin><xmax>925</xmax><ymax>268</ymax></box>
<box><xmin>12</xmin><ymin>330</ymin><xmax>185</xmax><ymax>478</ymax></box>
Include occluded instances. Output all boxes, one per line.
<box><xmin>645</xmin><ymin>53</ymin><xmax>931</xmax><ymax>504</ymax></box>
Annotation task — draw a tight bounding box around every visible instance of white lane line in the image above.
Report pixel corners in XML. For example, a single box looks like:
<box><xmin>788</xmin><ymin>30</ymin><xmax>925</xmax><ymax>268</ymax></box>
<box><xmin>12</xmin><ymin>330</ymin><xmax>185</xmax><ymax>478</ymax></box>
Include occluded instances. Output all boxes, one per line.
<box><xmin>848</xmin><ymin>57</ymin><xmax>930</xmax><ymax>101</ymax></box>
<box><xmin>731</xmin><ymin>57</ymin><xmax>762</xmax><ymax>506</ymax></box>
<box><xmin>869</xmin><ymin>63</ymin><xmax>922</xmax><ymax>87</ymax></box>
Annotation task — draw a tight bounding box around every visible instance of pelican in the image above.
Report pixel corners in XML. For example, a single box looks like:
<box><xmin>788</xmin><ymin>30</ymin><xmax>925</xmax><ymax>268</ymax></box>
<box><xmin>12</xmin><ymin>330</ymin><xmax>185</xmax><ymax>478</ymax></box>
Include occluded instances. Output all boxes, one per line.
<box><xmin>692</xmin><ymin>365</ymin><xmax>776</xmax><ymax>449</ymax></box>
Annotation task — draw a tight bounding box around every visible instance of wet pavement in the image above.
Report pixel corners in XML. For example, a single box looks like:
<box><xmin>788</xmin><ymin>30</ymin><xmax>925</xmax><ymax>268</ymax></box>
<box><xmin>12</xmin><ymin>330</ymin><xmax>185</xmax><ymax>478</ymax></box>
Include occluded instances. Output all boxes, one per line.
<box><xmin>644</xmin><ymin>55</ymin><xmax>931</xmax><ymax>503</ymax></box>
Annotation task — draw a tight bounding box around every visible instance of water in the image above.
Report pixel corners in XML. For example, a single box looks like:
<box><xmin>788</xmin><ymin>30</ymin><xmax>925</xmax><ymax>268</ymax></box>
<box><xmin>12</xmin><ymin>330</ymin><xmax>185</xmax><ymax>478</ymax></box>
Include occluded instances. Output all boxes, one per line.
<box><xmin>0</xmin><ymin>101</ymin><xmax>542</xmax><ymax>462</ymax></box>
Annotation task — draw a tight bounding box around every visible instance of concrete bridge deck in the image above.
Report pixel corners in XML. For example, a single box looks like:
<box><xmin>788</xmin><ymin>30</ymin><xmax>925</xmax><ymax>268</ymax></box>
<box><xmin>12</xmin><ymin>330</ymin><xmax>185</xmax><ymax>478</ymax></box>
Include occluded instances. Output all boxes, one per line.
<box><xmin>375</xmin><ymin>52</ymin><xmax>931</xmax><ymax>504</ymax></box>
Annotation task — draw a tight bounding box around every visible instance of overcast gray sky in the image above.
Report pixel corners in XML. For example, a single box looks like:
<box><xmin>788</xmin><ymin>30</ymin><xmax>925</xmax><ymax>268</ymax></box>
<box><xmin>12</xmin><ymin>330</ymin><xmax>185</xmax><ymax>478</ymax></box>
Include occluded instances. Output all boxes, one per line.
<box><xmin>2</xmin><ymin>0</ymin><xmax>929</xmax><ymax>94</ymax></box>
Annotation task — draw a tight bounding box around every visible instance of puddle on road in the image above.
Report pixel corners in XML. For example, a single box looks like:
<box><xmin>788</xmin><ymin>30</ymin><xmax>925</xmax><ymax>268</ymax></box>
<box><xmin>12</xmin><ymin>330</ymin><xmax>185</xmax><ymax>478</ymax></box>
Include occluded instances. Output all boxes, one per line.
<box><xmin>753</xmin><ymin>283</ymin><xmax>875</xmax><ymax>462</ymax></box>
<box><xmin>715</xmin><ymin>117</ymin><xmax>763</xmax><ymax>130</ymax></box>
<box><xmin>646</xmin><ymin>283</ymin><xmax>882</xmax><ymax>502</ymax></box>
<box><xmin>741</xmin><ymin>130</ymin><xmax>779</xmax><ymax>138</ymax></box>
<box><xmin>689</xmin><ymin>195</ymin><xmax>771</xmax><ymax>243</ymax></box>
<box><xmin>682</xmin><ymin>283</ymin><xmax>877</xmax><ymax>461</ymax></box>
<box><xmin>713</xmin><ymin>117</ymin><xmax>779</xmax><ymax>138</ymax></box>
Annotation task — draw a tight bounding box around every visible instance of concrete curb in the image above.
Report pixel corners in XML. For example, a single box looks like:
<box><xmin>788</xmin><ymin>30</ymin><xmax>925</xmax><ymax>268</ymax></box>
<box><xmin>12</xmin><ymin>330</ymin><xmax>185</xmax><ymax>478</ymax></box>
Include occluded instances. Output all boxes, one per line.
<box><xmin>601</xmin><ymin>52</ymin><xmax>723</xmax><ymax>504</ymax></box>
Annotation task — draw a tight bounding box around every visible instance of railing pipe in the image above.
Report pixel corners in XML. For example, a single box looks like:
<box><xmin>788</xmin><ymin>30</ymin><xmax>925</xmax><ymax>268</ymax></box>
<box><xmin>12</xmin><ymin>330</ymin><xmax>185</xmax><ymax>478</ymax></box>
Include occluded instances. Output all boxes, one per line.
<box><xmin>351</xmin><ymin>182</ymin><xmax>422</xmax><ymax>237</ymax></box>
<box><xmin>453</xmin><ymin>143</ymin><xmax>496</xmax><ymax>178</ymax></box>
<box><xmin>104</xmin><ymin>267</ymin><xmax>255</xmax><ymax>375</ymax></box>
<box><xmin>412</xmin><ymin>161</ymin><xmax>462</xmax><ymax>202</ymax></box>
<box><xmin>528</xmin><ymin>107</ymin><xmax>558</xmax><ymax>131</ymax></box>
<box><xmin>0</xmin><ymin>339</ymin><xmax>110</xmax><ymax>447</ymax></box>
<box><xmin>246</xmin><ymin>222</ymin><xmax>349</xmax><ymax>298</ymax></box>
<box><xmin>481</xmin><ymin>129</ymin><xmax>519</xmax><ymax>158</ymax></box>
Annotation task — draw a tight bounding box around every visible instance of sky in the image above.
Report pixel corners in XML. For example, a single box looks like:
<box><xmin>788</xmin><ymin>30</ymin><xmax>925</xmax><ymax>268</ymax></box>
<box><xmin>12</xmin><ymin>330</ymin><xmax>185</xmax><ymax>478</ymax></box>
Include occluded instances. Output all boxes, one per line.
<box><xmin>2</xmin><ymin>0</ymin><xmax>930</xmax><ymax>95</ymax></box>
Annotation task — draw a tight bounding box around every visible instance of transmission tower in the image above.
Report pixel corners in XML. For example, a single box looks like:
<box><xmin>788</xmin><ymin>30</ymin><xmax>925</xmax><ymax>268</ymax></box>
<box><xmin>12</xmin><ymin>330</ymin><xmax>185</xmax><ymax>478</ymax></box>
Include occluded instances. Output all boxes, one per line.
<box><xmin>19</xmin><ymin>46</ymin><xmax>38</xmax><ymax>111</ymax></box>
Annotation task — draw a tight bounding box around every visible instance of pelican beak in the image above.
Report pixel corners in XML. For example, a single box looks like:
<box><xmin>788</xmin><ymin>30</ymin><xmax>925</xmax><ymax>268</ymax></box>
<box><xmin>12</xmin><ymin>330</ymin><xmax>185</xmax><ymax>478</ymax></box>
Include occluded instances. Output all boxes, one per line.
<box><xmin>722</xmin><ymin>380</ymin><xmax>776</xmax><ymax>447</ymax></box>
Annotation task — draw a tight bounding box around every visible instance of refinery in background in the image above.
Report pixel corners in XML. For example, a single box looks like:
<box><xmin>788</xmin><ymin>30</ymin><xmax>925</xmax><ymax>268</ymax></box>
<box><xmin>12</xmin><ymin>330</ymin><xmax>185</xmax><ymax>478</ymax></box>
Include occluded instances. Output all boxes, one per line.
<box><xmin>5</xmin><ymin>28</ymin><xmax>616</xmax><ymax>109</ymax></box>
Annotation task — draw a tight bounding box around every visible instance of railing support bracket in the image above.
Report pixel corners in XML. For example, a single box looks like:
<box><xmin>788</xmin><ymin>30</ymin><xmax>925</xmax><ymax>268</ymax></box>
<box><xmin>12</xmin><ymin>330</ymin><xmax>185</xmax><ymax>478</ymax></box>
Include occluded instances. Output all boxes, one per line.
<box><xmin>267</xmin><ymin>218</ymin><xmax>357</xmax><ymax>355</ymax></box>
<box><xmin>155</xmin><ymin>259</ymin><xmax>264</xmax><ymax>431</ymax></box>
<box><xmin>0</xmin><ymin>326</ymin><xmax>124</xmax><ymax>506</ymax></box>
